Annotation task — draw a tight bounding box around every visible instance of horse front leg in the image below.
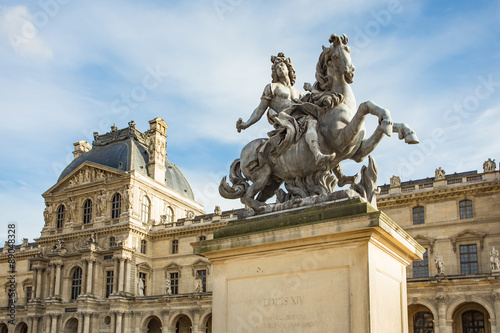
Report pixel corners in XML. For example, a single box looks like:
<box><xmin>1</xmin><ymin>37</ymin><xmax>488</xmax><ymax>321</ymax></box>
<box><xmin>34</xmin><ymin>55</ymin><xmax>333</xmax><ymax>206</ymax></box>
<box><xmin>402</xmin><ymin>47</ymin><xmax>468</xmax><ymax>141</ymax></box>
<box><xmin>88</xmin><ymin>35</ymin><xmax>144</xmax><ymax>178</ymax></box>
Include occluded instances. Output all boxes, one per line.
<box><xmin>349</xmin><ymin>101</ymin><xmax>394</xmax><ymax>162</ymax></box>
<box><xmin>332</xmin><ymin>101</ymin><xmax>392</xmax><ymax>149</ymax></box>
<box><xmin>393</xmin><ymin>122</ymin><xmax>419</xmax><ymax>144</ymax></box>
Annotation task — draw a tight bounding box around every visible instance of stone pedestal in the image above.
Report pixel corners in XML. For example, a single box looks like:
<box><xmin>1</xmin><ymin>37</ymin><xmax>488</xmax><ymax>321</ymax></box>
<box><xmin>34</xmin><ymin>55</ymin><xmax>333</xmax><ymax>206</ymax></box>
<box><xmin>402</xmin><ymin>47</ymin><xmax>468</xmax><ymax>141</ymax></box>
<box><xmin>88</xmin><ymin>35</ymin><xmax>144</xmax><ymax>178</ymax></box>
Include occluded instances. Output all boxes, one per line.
<box><xmin>193</xmin><ymin>198</ymin><xmax>424</xmax><ymax>333</ymax></box>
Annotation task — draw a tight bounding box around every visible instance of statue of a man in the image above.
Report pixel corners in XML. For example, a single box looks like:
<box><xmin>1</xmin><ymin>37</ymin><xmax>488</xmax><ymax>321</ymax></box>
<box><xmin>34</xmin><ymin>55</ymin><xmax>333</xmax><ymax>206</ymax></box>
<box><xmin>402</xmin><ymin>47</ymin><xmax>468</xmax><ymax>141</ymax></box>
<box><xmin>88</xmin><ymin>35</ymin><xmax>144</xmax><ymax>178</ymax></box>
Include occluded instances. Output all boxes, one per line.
<box><xmin>490</xmin><ymin>247</ymin><xmax>500</xmax><ymax>271</ymax></box>
<box><xmin>138</xmin><ymin>278</ymin><xmax>145</xmax><ymax>296</ymax></box>
<box><xmin>165</xmin><ymin>278</ymin><xmax>172</xmax><ymax>295</ymax></box>
<box><xmin>236</xmin><ymin>52</ymin><xmax>335</xmax><ymax>165</ymax></box>
<box><xmin>194</xmin><ymin>276</ymin><xmax>202</xmax><ymax>293</ymax></box>
<box><xmin>434</xmin><ymin>252</ymin><xmax>445</xmax><ymax>275</ymax></box>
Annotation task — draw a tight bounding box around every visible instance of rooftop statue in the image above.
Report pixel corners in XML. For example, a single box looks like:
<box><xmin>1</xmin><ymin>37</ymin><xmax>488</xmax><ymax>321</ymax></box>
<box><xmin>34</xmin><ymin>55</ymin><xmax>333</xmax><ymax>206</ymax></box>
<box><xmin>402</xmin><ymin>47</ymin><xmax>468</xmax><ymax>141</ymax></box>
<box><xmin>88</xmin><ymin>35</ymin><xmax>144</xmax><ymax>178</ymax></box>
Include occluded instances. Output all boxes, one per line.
<box><xmin>220</xmin><ymin>34</ymin><xmax>419</xmax><ymax>214</ymax></box>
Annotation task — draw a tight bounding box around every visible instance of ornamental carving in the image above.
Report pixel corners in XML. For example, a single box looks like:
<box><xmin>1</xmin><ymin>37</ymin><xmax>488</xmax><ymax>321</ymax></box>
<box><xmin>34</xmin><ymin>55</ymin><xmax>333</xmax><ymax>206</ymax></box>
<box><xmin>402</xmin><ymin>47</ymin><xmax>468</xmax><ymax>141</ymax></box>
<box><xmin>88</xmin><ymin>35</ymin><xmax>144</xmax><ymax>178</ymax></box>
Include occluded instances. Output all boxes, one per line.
<box><xmin>434</xmin><ymin>295</ymin><xmax>448</xmax><ymax>304</ymax></box>
<box><xmin>435</xmin><ymin>167</ymin><xmax>445</xmax><ymax>180</ymax></box>
<box><xmin>43</xmin><ymin>202</ymin><xmax>53</xmax><ymax>226</ymax></box>
<box><xmin>483</xmin><ymin>158</ymin><xmax>496</xmax><ymax>172</ymax></box>
<box><xmin>65</xmin><ymin>166</ymin><xmax>119</xmax><ymax>189</ymax></box>
<box><xmin>390</xmin><ymin>175</ymin><xmax>401</xmax><ymax>187</ymax></box>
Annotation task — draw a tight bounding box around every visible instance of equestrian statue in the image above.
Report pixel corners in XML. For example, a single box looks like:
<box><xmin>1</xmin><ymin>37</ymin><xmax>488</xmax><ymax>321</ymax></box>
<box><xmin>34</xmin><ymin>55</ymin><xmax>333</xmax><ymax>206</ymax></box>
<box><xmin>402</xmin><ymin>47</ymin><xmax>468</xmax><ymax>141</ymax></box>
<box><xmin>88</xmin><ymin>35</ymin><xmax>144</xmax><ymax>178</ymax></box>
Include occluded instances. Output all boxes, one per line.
<box><xmin>219</xmin><ymin>34</ymin><xmax>418</xmax><ymax>214</ymax></box>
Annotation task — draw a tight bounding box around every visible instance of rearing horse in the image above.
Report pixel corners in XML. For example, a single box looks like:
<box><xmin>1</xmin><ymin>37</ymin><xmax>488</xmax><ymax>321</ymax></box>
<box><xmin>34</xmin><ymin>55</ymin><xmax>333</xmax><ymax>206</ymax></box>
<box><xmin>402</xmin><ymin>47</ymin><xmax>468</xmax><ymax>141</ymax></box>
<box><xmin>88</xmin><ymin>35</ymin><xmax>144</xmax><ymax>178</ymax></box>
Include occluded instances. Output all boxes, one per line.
<box><xmin>220</xmin><ymin>34</ymin><xmax>418</xmax><ymax>209</ymax></box>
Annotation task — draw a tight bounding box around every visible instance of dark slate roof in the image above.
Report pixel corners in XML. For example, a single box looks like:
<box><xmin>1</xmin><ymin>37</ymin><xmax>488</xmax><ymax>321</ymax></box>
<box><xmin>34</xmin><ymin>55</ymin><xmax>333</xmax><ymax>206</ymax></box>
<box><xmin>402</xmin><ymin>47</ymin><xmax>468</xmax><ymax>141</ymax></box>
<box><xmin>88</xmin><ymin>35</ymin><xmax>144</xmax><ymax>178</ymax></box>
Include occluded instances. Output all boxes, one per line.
<box><xmin>58</xmin><ymin>124</ymin><xmax>195</xmax><ymax>200</ymax></box>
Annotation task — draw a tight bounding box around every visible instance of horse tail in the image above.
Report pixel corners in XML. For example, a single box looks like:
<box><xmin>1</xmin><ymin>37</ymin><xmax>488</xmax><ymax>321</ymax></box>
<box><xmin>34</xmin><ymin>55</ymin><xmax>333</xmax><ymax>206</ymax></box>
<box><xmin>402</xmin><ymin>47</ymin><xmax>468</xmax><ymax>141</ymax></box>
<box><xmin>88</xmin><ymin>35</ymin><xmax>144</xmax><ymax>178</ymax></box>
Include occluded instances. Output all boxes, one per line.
<box><xmin>219</xmin><ymin>159</ymin><xmax>249</xmax><ymax>199</ymax></box>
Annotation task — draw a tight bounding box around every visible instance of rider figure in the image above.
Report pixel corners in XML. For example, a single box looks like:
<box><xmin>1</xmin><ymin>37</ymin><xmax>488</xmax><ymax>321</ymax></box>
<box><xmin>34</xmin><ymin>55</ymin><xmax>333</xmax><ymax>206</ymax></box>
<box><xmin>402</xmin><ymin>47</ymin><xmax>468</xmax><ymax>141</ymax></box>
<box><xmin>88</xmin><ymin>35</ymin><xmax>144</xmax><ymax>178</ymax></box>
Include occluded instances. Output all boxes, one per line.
<box><xmin>236</xmin><ymin>52</ymin><xmax>335</xmax><ymax>166</ymax></box>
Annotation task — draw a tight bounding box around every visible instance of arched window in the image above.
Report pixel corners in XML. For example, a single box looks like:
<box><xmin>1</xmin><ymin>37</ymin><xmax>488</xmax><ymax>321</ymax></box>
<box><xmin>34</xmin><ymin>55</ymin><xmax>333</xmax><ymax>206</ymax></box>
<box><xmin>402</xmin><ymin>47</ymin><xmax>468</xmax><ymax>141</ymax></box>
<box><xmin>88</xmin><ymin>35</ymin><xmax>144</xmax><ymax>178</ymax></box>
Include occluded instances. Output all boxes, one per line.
<box><xmin>459</xmin><ymin>200</ymin><xmax>473</xmax><ymax>219</ymax></box>
<box><xmin>199</xmin><ymin>236</ymin><xmax>206</xmax><ymax>241</ymax></box>
<box><xmin>111</xmin><ymin>193</ymin><xmax>122</xmax><ymax>219</ymax></box>
<box><xmin>71</xmin><ymin>267</ymin><xmax>82</xmax><ymax>300</ymax></box>
<box><xmin>56</xmin><ymin>205</ymin><xmax>65</xmax><ymax>228</ymax></box>
<box><xmin>165</xmin><ymin>206</ymin><xmax>174</xmax><ymax>223</ymax></box>
<box><xmin>462</xmin><ymin>310</ymin><xmax>485</xmax><ymax>332</ymax></box>
<box><xmin>141</xmin><ymin>196</ymin><xmax>150</xmax><ymax>223</ymax></box>
<box><xmin>413</xmin><ymin>311</ymin><xmax>434</xmax><ymax>332</ymax></box>
<box><xmin>83</xmin><ymin>199</ymin><xmax>93</xmax><ymax>224</ymax></box>
<box><xmin>412</xmin><ymin>206</ymin><xmax>424</xmax><ymax>225</ymax></box>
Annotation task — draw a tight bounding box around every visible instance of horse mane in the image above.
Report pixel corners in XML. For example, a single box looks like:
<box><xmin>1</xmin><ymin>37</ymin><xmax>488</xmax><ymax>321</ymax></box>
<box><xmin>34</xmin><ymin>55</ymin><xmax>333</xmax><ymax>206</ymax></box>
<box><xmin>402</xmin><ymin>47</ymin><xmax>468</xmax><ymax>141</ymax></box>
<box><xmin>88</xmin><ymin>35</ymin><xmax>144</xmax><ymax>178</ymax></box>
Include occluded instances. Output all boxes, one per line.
<box><xmin>308</xmin><ymin>45</ymin><xmax>344</xmax><ymax>110</ymax></box>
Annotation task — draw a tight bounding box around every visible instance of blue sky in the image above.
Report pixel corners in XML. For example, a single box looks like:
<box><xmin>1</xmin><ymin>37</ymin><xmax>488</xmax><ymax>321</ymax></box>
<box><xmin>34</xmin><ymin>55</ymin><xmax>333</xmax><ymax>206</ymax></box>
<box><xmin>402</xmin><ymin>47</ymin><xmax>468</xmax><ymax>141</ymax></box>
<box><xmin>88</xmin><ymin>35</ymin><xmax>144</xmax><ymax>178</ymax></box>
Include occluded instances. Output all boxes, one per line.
<box><xmin>0</xmin><ymin>0</ymin><xmax>499</xmax><ymax>244</ymax></box>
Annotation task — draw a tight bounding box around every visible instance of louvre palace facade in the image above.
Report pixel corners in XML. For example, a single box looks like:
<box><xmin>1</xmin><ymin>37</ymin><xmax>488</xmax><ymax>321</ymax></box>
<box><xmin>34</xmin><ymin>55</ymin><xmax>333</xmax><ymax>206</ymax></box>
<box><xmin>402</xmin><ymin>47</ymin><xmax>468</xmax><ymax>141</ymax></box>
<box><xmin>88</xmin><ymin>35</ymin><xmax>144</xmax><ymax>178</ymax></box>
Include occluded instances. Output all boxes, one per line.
<box><xmin>0</xmin><ymin>118</ymin><xmax>499</xmax><ymax>333</ymax></box>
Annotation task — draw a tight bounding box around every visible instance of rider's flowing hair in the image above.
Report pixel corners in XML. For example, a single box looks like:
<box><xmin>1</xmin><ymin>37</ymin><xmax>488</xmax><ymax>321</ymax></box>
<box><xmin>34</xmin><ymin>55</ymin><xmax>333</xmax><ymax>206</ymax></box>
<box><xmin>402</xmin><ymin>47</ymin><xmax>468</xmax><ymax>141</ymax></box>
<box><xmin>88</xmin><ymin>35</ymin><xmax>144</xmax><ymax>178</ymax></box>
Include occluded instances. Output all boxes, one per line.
<box><xmin>270</xmin><ymin>52</ymin><xmax>297</xmax><ymax>86</ymax></box>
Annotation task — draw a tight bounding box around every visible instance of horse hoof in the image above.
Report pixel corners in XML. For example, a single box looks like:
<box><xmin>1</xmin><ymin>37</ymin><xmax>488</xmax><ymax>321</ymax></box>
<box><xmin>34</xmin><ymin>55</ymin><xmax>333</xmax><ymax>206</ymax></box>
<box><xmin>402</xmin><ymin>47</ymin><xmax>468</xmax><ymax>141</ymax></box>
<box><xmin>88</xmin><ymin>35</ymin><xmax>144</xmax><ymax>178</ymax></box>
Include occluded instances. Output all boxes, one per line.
<box><xmin>405</xmin><ymin>133</ymin><xmax>419</xmax><ymax>144</ymax></box>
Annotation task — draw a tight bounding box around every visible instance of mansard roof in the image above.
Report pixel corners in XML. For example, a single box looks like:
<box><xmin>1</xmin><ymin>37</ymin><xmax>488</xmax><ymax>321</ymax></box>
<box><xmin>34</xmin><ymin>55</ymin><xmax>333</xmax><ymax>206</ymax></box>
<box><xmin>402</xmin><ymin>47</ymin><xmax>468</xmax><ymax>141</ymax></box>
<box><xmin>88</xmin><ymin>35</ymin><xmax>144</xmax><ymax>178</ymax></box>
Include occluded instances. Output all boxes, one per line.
<box><xmin>56</xmin><ymin>122</ymin><xmax>195</xmax><ymax>200</ymax></box>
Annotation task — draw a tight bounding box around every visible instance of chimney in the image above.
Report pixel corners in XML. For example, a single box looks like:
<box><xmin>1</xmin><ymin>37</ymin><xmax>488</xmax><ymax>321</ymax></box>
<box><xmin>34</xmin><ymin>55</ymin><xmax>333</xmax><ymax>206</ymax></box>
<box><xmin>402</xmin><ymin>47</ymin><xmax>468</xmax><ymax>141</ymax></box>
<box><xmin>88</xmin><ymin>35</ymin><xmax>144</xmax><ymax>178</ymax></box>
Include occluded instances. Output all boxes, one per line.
<box><xmin>73</xmin><ymin>141</ymin><xmax>92</xmax><ymax>159</ymax></box>
<box><xmin>146</xmin><ymin>118</ymin><xmax>168</xmax><ymax>182</ymax></box>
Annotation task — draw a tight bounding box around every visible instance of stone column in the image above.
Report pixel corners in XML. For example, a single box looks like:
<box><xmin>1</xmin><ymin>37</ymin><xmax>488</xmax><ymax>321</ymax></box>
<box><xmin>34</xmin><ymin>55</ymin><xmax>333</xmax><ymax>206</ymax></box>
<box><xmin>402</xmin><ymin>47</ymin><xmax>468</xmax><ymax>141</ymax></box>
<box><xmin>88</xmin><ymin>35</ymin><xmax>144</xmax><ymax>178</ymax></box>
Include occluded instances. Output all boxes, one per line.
<box><xmin>86</xmin><ymin>259</ymin><xmax>94</xmax><ymax>295</ymax></box>
<box><xmin>35</xmin><ymin>268</ymin><xmax>44</xmax><ymax>299</ymax></box>
<box><xmin>44</xmin><ymin>315</ymin><xmax>51</xmax><ymax>333</ymax></box>
<box><xmin>84</xmin><ymin>313</ymin><xmax>91</xmax><ymax>333</ymax></box>
<box><xmin>54</xmin><ymin>263</ymin><xmax>62</xmax><ymax>297</ymax></box>
<box><xmin>113</xmin><ymin>259</ymin><xmax>119</xmax><ymax>295</ymax></box>
<box><xmin>115</xmin><ymin>312</ymin><xmax>123</xmax><ymax>333</ymax></box>
<box><xmin>81</xmin><ymin>259</ymin><xmax>88</xmax><ymax>296</ymax></box>
<box><xmin>123</xmin><ymin>259</ymin><xmax>129</xmax><ymax>293</ymax></box>
<box><xmin>161</xmin><ymin>310</ymin><xmax>170</xmax><ymax>333</ymax></box>
<box><xmin>118</xmin><ymin>259</ymin><xmax>125</xmax><ymax>293</ymax></box>
<box><xmin>77</xmin><ymin>313</ymin><xmax>84</xmax><ymax>333</ymax></box>
<box><xmin>493</xmin><ymin>292</ymin><xmax>500</xmax><ymax>333</ymax></box>
<box><xmin>110</xmin><ymin>311</ymin><xmax>116</xmax><ymax>333</ymax></box>
<box><xmin>48</xmin><ymin>264</ymin><xmax>55</xmax><ymax>298</ymax></box>
<box><xmin>123</xmin><ymin>312</ymin><xmax>131</xmax><ymax>332</ymax></box>
<box><xmin>50</xmin><ymin>314</ymin><xmax>59</xmax><ymax>333</ymax></box>
<box><xmin>32</xmin><ymin>316</ymin><xmax>39</xmax><ymax>333</ymax></box>
<box><xmin>435</xmin><ymin>295</ymin><xmax>448</xmax><ymax>333</ymax></box>
<box><xmin>28</xmin><ymin>316</ymin><xmax>34</xmax><ymax>333</ymax></box>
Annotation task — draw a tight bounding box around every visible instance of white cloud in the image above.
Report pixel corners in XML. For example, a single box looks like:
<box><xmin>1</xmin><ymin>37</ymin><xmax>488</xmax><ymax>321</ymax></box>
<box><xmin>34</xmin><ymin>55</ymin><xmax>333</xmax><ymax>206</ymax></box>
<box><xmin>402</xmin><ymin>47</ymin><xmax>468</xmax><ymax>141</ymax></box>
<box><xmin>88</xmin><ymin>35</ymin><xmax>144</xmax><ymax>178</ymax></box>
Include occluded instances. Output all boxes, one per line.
<box><xmin>0</xmin><ymin>6</ymin><xmax>53</xmax><ymax>60</ymax></box>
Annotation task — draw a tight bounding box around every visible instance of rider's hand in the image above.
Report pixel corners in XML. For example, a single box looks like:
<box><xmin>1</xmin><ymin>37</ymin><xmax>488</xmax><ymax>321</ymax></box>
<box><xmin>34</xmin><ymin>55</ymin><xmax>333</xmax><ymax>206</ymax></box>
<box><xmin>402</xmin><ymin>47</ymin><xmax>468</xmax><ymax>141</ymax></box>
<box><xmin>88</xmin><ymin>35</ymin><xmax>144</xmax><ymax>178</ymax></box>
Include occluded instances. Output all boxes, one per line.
<box><xmin>236</xmin><ymin>118</ymin><xmax>246</xmax><ymax>133</ymax></box>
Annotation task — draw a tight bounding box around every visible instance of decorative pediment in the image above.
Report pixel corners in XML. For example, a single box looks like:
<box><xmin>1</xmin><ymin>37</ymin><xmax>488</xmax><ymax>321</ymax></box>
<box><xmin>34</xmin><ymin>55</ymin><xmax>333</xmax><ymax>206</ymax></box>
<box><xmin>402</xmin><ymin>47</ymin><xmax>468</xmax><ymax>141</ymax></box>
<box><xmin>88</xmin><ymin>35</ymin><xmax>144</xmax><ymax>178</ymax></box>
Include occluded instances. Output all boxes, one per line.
<box><xmin>450</xmin><ymin>229</ymin><xmax>487</xmax><ymax>252</ymax></box>
<box><xmin>191</xmin><ymin>258</ymin><xmax>211</xmax><ymax>276</ymax></box>
<box><xmin>137</xmin><ymin>262</ymin><xmax>152</xmax><ymax>272</ymax></box>
<box><xmin>413</xmin><ymin>235</ymin><xmax>436</xmax><ymax>254</ymax></box>
<box><xmin>44</xmin><ymin>162</ymin><xmax>125</xmax><ymax>195</ymax></box>
<box><xmin>164</xmin><ymin>262</ymin><xmax>182</xmax><ymax>277</ymax></box>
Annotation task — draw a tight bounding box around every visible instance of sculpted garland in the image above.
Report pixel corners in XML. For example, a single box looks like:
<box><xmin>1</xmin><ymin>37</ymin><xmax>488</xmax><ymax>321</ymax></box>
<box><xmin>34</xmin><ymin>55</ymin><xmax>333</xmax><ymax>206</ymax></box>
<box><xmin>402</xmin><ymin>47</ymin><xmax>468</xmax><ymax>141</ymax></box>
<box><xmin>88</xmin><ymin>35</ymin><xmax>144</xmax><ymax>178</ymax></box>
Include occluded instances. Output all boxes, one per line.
<box><xmin>220</xmin><ymin>34</ymin><xmax>419</xmax><ymax>213</ymax></box>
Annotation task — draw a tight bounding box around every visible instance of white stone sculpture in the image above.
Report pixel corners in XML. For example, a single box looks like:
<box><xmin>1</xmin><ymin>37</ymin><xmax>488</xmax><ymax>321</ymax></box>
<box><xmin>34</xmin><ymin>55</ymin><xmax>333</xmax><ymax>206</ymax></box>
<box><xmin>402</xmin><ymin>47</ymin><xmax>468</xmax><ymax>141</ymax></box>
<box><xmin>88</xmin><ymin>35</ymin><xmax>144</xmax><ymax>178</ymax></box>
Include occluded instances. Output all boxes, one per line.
<box><xmin>435</xmin><ymin>167</ymin><xmax>445</xmax><ymax>180</ymax></box>
<box><xmin>390</xmin><ymin>175</ymin><xmax>401</xmax><ymax>187</ymax></box>
<box><xmin>194</xmin><ymin>276</ymin><xmax>202</xmax><ymax>293</ymax></box>
<box><xmin>43</xmin><ymin>203</ymin><xmax>53</xmax><ymax>225</ymax></box>
<box><xmin>434</xmin><ymin>252</ymin><xmax>445</xmax><ymax>276</ymax></box>
<box><xmin>490</xmin><ymin>247</ymin><xmax>500</xmax><ymax>272</ymax></box>
<box><xmin>97</xmin><ymin>190</ymin><xmax>107</xmax><ymax>217</ymax></box>
<box><xmin>165</xmin><ymin>278</ymin><xmax>172</xmax><ymax>295</ymax></box>
<box><xmin>138</xmin><ymin>278</ymin><xmax>145</xmax><ymax>296</ymax></box>
<box><xmin>219</xmin><ymin>34</ymin><xmax>418</xmax><ymax>212</ymax></box>
<box><xmin>483</xmin><ymin>158</ymin><xmax>496</xmax><ymax>172</ymax></box>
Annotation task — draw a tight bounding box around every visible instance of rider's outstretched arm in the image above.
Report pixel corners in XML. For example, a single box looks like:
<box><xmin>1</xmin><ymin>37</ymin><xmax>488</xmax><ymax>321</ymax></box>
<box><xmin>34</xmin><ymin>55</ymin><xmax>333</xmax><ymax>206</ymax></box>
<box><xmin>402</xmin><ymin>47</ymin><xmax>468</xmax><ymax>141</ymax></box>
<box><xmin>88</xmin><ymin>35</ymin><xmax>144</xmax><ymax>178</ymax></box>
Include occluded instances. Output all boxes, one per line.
<box><xmin>237</xmin><ymin>98</ymin><xmax>270</xmax><ymax>132</ymax></box>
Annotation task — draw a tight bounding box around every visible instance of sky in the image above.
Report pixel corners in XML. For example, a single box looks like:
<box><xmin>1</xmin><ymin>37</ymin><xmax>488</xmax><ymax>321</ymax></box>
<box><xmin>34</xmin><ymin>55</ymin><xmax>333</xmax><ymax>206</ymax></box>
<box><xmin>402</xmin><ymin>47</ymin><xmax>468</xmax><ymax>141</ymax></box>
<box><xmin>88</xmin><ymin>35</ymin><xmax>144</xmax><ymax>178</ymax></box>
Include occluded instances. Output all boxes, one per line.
<box><xmin>0</xmin><ymin>0</ymin><xmax>499</xmax><ymax>244</ymax></box>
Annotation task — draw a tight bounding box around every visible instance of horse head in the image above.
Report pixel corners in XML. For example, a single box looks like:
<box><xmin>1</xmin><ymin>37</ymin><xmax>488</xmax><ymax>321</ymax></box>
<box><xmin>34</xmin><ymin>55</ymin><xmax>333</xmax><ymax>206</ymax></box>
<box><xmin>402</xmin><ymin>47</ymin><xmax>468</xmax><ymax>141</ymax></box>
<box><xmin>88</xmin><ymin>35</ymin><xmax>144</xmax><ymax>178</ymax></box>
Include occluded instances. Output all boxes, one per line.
<box><xmin>315</xmin><ymin>34</ymin><xmax>355</xmax><ymax>91</ymax></box>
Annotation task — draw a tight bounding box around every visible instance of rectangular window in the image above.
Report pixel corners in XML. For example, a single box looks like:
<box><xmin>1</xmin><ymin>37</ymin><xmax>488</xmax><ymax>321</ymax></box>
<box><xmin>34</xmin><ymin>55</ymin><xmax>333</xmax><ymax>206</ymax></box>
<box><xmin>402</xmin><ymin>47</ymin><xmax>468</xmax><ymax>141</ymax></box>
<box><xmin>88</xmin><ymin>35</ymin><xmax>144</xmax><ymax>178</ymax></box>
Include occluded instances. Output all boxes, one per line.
<box><xmin>140</xmin><ymin>240</ymin><xmax>147</xmax><ymax>254</ymax></box>
<box><xmin>412</xmin><ymin>206</ymin><xmax>424</xmax><ymax>225</ymax></box>
<box><xmin>105</xmin><ymin>271</ymin><xmax>114</xmax><ymax>298</ymax></box>
<box><xmin>413</xmin><ymin>249</ymin><xmax>429</xmax><ymax>278</ymax></box>
<box><xmin>460</xmin><ymin>244</ymin><xmax>478</xmax><ymax>274</ymax></box>
<box><xmin>172</xmin><ymin>240</ymin><xmax>179</xmax><ymax>254</ymax></box>
<box><xmin>26</xmin><ymin>286</ymin><xmax>32</xmax><ymax>304</ymax></box>
<box><xmin>197</xmin><ymin>269</ymin><xmax>207</xmax><ymax>293</ymax></box>
<box><xmin>459</xmin><ymin>200</ymin><xmax>473</xmax><ymax>219</ymax></box>
<box><xmin>170</xmin><ymin>272</ymin><xmax>179</xmax><ymax>295</ymax></box>
<box><xmin>139</xmin><ymin>272</ymin><xmax>147</xmax><ymax>296</ymax></box>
